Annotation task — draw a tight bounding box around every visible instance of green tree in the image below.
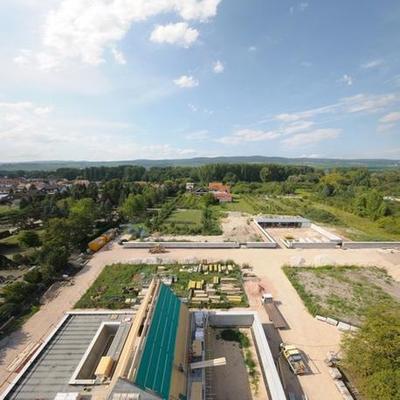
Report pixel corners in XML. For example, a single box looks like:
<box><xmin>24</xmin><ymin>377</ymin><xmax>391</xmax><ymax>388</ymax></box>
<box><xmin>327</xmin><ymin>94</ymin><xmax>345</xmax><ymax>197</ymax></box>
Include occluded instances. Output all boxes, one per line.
<box><xmin>18</xmin><ymin>230</ymin><xmax>41</xmax><ymax>248</ymax></box>
<box><xmin>120</xmin><ymin>194</ymin><xmax>146</xmax><ymax>221</ymax></box>
<box><xmin>259</xmin><ymin>167</ymin><xmax>272</xmax><ymax>183</ymax></box>
<box><xmin>341</xmin><ymin>302</ymin><xmax>400</xmax><ymax>400</ymax></box>
<box><xmin>202</xmin><ymin>207</ymin><xmax>213</xmax><ymax>232</ymax></box>
<box><xmin>3</xmin><ymin>281</ymin><xmax>34</xmax><ymax>304</ymax></box>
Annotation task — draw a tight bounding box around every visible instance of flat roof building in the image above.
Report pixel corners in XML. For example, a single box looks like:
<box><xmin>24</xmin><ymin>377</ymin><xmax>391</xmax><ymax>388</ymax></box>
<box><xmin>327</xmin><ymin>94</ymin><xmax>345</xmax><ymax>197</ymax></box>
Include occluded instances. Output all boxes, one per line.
<box><xmin>2</xmin><ymin>280</ymin><xmax>285</xmax><ymax>400</ymax></box>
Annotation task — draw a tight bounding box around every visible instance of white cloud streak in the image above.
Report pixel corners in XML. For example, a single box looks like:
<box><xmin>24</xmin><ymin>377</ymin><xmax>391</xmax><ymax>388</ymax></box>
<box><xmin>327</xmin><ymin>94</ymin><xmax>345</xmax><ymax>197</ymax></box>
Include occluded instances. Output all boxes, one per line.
<box><xmin>173</xmin><ymin>75</ymin><xmax>199</xmax><ymax>88</ymax></box>
<box><xmin>281</xmin><ymin>129</ymin><xmax>340</xmax><ymax>147</ymax></box>
<box><xmin>217</xmin><ymin>129</ymin><xmax>279</xmax><ymax>144</ymax></box>
<box><xmin>379</xmin><ymin>111</ymin><xmax>400</xmax><ymax>124</ymax></box>
<box><xmin>150</xmin><ymin>22</ymin><xmax>199</xmax><ymax>48</ymax></box>
<box><xmin>0</xmin><ymin>100</ymin><xmax>196</xmax><ymax>161</ymax></box>
<box><xmin>361</xmin><ymin>59</ymin><xmax>384</xmax><ymax>69</ymax></box>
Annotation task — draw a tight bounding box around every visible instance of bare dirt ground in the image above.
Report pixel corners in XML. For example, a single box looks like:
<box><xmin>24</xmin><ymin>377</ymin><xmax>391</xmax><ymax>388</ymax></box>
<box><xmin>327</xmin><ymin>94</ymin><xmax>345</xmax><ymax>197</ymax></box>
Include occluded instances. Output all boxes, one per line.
<box><xmin>220</xmin><ymin>212</ymin><xmax>263</xmax><ymax>243</ymax></box>
<box><xmin>266</xmin><ymin>227</ymin><xmax>333</xmax><ymax>246</ymax></box>
<box><xmin>149</xmin><ymin>212</ymin><xmax>264</xmax><ymax>243</ymax></box>
<box><xmin>0</xmin><ymin>246</ymin><xmax>399</xmax><ymax>398</ymax></box>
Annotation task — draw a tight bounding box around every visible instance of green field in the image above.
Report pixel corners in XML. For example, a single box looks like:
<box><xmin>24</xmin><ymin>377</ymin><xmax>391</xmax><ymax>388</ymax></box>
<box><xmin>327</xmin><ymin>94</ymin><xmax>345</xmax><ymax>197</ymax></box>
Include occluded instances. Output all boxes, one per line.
<box><xmin>283</xmin><ymin>265</ymin><xmax>400</xmax><ymax>325</ymax></box>
<box><xmin>165</xmin><ymin>209</ymin><xmax>202</xmax><ymax>227</ymax></box>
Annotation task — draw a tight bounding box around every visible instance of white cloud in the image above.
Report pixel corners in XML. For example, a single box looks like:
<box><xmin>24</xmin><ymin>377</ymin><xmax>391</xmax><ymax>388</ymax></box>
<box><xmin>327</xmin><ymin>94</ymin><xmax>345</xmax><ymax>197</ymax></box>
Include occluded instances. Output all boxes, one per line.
<box><xmin>111</xmin><ymin>48</ymin><xmax>127</xmax><ymax>65</ymax></box>
<box><xmin>379</xmin><ymin>111</ymin><xmax>400</xmax><ymax>124</ymax></box>
<box><xmin>150</xmin><ymin>22</ymin><xmax>199</xmax><ymax>48</ymax></box>
<box><xmin>185</xmin><ymin>130</ymin><xmax>209</xmax><ymax>140</ymax></box>
<box><xmin>274</xmin><ymin>93</ymin><xmax>399</xmax><ymax>123</ymax></box>
<box><xmin>0</xmin><ymin>100</ymin><xmax>197</xmax><ymax>161</ymax></box>
<box><xmin>248</xmin><ymin>46</ymin><xmax>257</xmax><ymax>52</ymax></box>
<box><xmin>173</xmin><ymin>75</ymin><xmax>199</xmax><ymax>88</ymax></box>
<box><xmin>282</xmin><ymin>120</ymin><xmax>314</xmax><ymax>135</ymax></box>
<box><xmin>213</xmin><ymin>60</ymin><xmax>224</xmax><ymax>73</ymax></box>
<box><xmin>25</xmin><ymin>0</ymin><xmax>221</xmax><ymax>69</ymax></box>
<box><xmin>216</xmin><ymin>129</ymin><xmax>279</xmax><ymax>145</ymax></box>
<box><xmin>342</xmin><ymin>93</ymin><xmax>398</xmax><ymax>113</ymax></box>
<box><xmin>282</xmin><ymin>129</ymin><xmax>340</xmax><ymax>147</ymax></box>
<box><xmin>361</xmin><ymin>59</ymin><xmax>384</xmax><ymax>69</ymax></box>
<box><xmin>13</xmin><ymin>49</ymin><xmax>33</xmax><ymax>66</ymax></box>
<box><xmin>299</xmin><ymin>2</ymin><xmax>309</xmax><ymax>11</ymax></box>
<box><xmin>188</xmin><ymin>103</ymin><xmax>198</xmax><ymax>112</ymax></box>
<box><xmin>377</xmin><ymin>123</ymin><xmax>395</xmax><ymax>133</ymax></box>
<box><xmin>290</xmin><ymin>2</ymin><xmax>309</xmax><ymax>14</ymax></box>
<box><xmin>339</xmin><ymin>74</ymin><xmax>353</xmax><ymax>86</ymax></box>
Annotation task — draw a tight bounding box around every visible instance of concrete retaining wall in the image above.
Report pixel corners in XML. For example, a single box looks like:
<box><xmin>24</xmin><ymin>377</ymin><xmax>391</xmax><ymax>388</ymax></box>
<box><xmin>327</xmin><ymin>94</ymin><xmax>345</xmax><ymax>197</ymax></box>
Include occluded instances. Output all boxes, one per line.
<box><xmin>310</xmin><ymin>223</ymin><xmax>342</xmax><ymax>243</ymax></box>
<box><xmin>246</xmin><ymin>242</ymin><xmax>277</xmax><ymax>248</ymax></box>
<box><xmin>252</xmin><ymin>221</ymin><xmax>278</xmax><ymax>245</ymax></box>
<box><xmin>289</xmin><ymin>241</ymin><xmax>340</xmax><ymax>249</ymax></box>
<box><xmin>123</xmin><ymin>241</ymin><xmax>240</xmax><ymax>249</ymax></box>
<box><xmin>342</xmin><ymin>241</ymin><xmax>400</xmax><ymax>249</ymax></box>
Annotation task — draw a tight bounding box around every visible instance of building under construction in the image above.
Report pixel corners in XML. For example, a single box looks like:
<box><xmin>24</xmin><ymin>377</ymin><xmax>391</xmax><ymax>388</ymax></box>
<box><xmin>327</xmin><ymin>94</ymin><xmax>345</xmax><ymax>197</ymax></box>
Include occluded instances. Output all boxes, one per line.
<box><xmin>2</xmin><ymin>280</ymin><xmax>285</xmax><ymax>400</ymax></box>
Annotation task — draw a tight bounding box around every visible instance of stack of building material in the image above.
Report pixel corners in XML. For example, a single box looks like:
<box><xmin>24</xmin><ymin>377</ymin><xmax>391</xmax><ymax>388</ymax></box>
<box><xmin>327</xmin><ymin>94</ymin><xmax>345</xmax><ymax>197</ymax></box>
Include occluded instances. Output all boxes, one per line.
<box><xmin>226</xmin><ymin>295</ymin><xmax>242</xmax><ymax>303</ymax></box>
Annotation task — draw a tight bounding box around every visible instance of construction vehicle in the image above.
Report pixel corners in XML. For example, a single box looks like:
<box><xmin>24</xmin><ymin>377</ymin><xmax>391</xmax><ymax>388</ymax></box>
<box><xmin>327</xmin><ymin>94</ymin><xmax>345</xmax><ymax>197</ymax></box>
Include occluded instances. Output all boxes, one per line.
<box><xmin>280</xmin><ymin>343</ymin><xmax>307</xmax><ymax>375</ymax></box>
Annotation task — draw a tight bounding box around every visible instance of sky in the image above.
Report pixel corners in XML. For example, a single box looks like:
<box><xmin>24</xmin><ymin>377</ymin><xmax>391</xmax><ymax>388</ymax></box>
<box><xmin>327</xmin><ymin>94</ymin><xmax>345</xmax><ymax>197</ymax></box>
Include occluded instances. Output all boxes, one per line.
<box><xmin>1</xmin><ymin>0</ymin><xmax>400</xmax><ymax>162</ymax></box>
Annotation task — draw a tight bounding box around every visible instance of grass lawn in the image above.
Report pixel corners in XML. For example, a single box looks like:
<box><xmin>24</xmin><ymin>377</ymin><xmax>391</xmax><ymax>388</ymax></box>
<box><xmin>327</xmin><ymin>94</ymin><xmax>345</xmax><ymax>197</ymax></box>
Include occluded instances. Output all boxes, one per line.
<box><xmin>283</xmin><ymin>265</ymin><xmax>400</xmax><ymax>325</ymax></box>
<box><xmin>166</xmin><ymin>209</ymin><xmax>202</xmax><ymax>227</ymax></box>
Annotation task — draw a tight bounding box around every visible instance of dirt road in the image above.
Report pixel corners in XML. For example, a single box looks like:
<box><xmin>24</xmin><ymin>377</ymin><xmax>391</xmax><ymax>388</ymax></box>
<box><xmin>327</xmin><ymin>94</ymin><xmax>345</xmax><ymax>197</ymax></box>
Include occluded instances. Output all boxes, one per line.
<box><xmin>0</xmin><ymin>246</ymin><xmax>398</xmax><ymax>398</ymax></box>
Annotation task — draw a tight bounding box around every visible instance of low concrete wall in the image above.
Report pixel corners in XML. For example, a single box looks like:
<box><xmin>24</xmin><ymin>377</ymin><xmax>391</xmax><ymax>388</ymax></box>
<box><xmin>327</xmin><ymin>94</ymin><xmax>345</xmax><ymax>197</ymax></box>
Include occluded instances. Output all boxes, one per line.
<box><xmin>123</xmin><ymin>241</ymin><xmax>240</xmax><ymax>249</ymax></box>
<box><xmin>342</xmin><ymin>241</ymin><xmax>400</xmax><ymax>249</ymax></box>
<box><xmin>310</xmin><ymin>223</ymin><xmax>342</xmax><ymax>243</ymax></box>
<box><xmin>246</xmin><ymin>242</ymin><xmax>277</xmax><ymax>248</ymax></box>
<box><xmin>252</xmin><ymin>221</ymin><xmax>278</xmax><ymax>245</ymax></box>
<box><xmin>208</xmin><ymin>311</ymin><xmax>254</xmax><ymax>327</ymax></box>
<box><xmin>289</xmin><ymin>241</ymin><xmax>340</xmax><ymax>249</ymax></box>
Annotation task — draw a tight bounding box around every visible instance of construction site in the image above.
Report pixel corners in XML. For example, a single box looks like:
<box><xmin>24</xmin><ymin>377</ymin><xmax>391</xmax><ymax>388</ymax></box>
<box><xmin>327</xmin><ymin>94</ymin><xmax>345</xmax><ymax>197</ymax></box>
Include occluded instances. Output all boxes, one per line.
<box><xmin>2</xmin><ymin>278</ymin><xmax>285</xmax><ymax>400</ymax></box>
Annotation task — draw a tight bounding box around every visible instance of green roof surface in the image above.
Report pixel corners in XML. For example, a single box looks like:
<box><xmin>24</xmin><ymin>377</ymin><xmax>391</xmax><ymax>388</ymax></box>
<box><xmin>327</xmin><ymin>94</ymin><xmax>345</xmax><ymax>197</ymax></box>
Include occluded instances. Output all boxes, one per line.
<box><xmin>135</xmin><ymin>284</ymin><xmax>181</xmax><ymax>399</ymax></box>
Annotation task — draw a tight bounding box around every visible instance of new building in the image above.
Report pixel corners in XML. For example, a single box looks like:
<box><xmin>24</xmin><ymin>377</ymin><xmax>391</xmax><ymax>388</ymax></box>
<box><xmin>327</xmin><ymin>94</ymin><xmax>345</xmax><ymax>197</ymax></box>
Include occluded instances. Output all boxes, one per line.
<box><xmin>2</xmin><ymin>280</ymin><xmax>285</xmax><ymax>400</ymax></box>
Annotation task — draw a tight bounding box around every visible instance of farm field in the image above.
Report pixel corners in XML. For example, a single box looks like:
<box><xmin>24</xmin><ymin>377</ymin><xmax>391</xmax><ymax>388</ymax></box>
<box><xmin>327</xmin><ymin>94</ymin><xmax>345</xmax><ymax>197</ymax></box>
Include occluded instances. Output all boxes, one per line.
<box><xmin>283</xmin><ymin>265</ymin><xmax>400</xmax><ymax>325</ymax></box>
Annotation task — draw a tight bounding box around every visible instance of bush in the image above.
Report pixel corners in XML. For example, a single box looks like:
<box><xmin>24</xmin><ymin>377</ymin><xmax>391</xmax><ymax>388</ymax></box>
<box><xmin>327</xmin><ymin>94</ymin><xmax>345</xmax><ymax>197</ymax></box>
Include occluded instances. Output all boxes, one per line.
<box><xmin>341</xmin><ymin>302</ymin><xmax>400</xmax><ymax>400</ymax></box>
<box><xmin>303</xmin><ymin>207</ymin><xmax>340</xmax><ymax>224</ymax></box>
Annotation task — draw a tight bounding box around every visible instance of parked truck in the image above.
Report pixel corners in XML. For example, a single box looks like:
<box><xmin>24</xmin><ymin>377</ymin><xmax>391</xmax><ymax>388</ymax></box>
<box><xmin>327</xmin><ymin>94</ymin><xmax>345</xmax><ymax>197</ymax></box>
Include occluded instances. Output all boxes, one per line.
<box><xmin>261</xmin><ymin>293</ymin><xmax>288</xmax><ymax>329</ymax></box>
<box><xmin>280</xmin><ymin>343</ymin><xmax>307</xmax><ymax>375</ymax></box>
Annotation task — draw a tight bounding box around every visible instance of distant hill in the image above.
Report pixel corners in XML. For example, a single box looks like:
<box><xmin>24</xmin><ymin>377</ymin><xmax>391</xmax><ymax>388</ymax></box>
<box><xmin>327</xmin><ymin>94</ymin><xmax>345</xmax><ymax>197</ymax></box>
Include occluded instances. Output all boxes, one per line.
<box><xmin>0</xmin><ymin>156</ymin><xmax>399</xmax><ymax>171</ymax></box>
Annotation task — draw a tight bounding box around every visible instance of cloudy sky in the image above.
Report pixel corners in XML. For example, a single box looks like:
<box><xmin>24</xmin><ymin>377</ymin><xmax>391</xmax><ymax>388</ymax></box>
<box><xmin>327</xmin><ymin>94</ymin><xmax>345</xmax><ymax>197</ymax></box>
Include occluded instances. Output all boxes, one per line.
<box><xmin>1</xmin><ymin>0</ymin><xmax>400</xmax><ymax>161</ymax></box>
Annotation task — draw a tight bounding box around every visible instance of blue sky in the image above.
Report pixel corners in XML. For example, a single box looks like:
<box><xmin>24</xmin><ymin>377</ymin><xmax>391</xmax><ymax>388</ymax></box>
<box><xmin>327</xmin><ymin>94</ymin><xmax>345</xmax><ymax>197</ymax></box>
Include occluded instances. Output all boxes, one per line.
<box><xmin>1</xmin><ymin>0</ymin><xmax>400</xmax><ymax>161</ymax></box>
